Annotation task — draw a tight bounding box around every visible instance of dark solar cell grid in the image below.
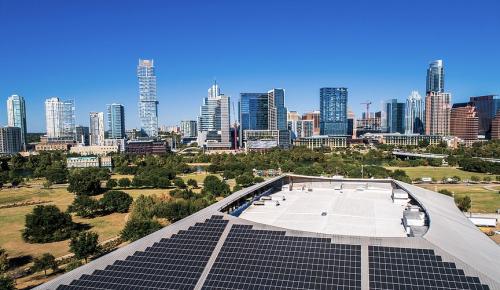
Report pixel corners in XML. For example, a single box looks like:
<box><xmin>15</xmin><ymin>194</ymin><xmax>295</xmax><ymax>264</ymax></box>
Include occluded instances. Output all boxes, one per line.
<box><xmin>369</xmin><ymin>246</ymin><xmax>490</xmax><ymax>290</ymax></box>
<box><xmin>202</xmin><ymin>224</ymin><xmax>362</xmax><ymax>290</ymax></box>
<box><xmin>57</xmin><ymin>216</ymin><xmax>227</xmax><ymax>290</ymax></box>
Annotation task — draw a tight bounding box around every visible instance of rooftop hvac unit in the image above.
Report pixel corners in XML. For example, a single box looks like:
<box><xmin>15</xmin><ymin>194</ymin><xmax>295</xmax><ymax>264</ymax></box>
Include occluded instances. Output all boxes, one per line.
<box><xmin>260</xmin><ymin>196</ymin><xmax>272</xmax><ymax>201</ymax></box>
<box><xmin>253</xmin><ymin>201</ymin><xmax>265</xmax><ymax>206</ymax></box>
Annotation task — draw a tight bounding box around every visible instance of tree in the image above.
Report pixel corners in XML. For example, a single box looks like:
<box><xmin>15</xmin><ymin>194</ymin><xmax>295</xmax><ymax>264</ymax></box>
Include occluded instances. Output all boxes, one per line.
<box><xmin>100</xmin><ymin>191</ymin><xmax>133</xmax><ymax>213</ymax></box>
<box><xmin>70</xmin><ymin>231</ymin><xmax>101</xmax><ymax>263</ymax></box>
<box><xmin>438</xmin><ymin>189</ymin><xmax>453</xmax><ymax>197</ymax></box>
<box><xmin>121</xmin><ymin>218</ymin><xmax>162</xmax><ymax>242</ymax></box>
<box><xmin>0</xmin><ymin>275</ymin><xmax>14</xmax><ymax>290</ymax></box>
<box><xmin>390</xmin><ymin>169</ymin><xmax>411</xmax><ymax>183</ymax></box>
<box><xmin>173</xmin><ymin>178</ymin><xmax>186</xmax><ymax>189</ymax></box>
<box><xmin>455</xmin><ymin>195</ymin><xmax>471</xmax><ymax>212</ymax></box>
<box><xmin>23</xmin><ymin>205</ymin><xmax>76</xmax><ymax>243</ymax></box>
<box><xmin>43</xmin><ymin>180</ymin><xmax>53</xmax><ymax>189</ymax></box>
<box><xmin>202</xmin><ymin>175</ymin><xmax>230</xmax><ymax>197</ymax></box>
<box><xmin>0</xmin><ymin>248</ymin><xmax>8</xmax><ymax>273</ymax></box>
<box><xmin>186</xmin><ymin>179</ymin><xmax>198</xmax><ymax>188</ymax></box>
<box><xmin>44</xmin><ymin>166</ymin><xmax>68</xmax><ymax>184</ymax></box>
<box><xmin>156</xmin><ymin>177</ymin><xmax>171</xmax><ymax>189</ymax></box>
<box><xmin>67</xmin><ymin>169</ymin><xmax>102</xmax><ymax>195</ymax></box>
<box><xmin>470</xmin><ymin>175</ymin><xmax>480</xmax><ymax>183</ymax></box>
<box><xmin>31</xmin><ymin>253</ymin><xmax>58</xmax><ymax>276</ymax></box>
<box><xmin>106</xmin><ymin>179</ymin><xmax>117</xmax><ymax>189</ymax></box>
<box><xmin>118</xmin><ymin>178</ymin><xmax>131</xmax><ymax>188</ymax></box>
<box><xmin>236</xmin><ymin>173</ymin><xmax>254</xmax><ymax>187</ymax></box>
<box><xmin>253</xmin><ymin>176</ymin><xmax>265</xmax><ymax>183</ymax></box>
<box><xmin>483</xmin><ymin>176</ymin><xmax>491</xmax><ymax>182</ymax></box>
<box><xmin>64</xmin><ymin>258</ymin><xmax>82</xmax><ymax>272</ymax></box>
<box><xmin>67</xmin><ymin>195</ymin><xmax>101</xmax><ymax>218</ymax></box>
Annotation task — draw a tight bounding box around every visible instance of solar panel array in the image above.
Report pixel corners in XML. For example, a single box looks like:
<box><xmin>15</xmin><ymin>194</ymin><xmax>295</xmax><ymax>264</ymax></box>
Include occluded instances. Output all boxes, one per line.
<box><xmin>369</xmin><ymin>246</ymin><xmax>489</xmax><ymax>290</ymax></box>
<box><xmin>57</xmin><ymin>215</ymin><xmax>228</xmax><ymax>290</ymax></box>
<box><xmin>202</xmin><ymin>224</ymin><xmax>362</xmax><ymax>289</ymax></box>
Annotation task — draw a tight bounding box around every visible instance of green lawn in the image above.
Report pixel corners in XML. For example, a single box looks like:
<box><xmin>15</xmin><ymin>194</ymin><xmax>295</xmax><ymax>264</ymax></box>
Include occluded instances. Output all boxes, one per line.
<box><xmin>385</xmin><ymin>166</ymin><xmax>493</xmax><ymax>181</ymax></box>
<box><xmin>417</xmin><ymin>184</ymin><xmax>500</xmax><ymax>213</ymax></box>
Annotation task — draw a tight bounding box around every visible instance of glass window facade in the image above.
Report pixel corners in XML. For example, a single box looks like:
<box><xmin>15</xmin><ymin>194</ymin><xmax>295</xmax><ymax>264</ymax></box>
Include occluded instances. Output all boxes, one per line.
<box><xmin>320</xmin><ymin>87</ymin><xmax>348</xmax><ymax>135</ymax></box>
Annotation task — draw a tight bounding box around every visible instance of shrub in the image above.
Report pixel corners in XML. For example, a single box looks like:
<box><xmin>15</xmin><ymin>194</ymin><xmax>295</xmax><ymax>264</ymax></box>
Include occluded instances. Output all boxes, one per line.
<box><xmin>174</xmin><ymin>178</ymin><xmax>186</xmax><ymax>189</ymax></box>
<box><xmin>186</xmin><ymin>179</ymin><xmax>198</xmax><ymax>188</ymax></box>
<box><xmin>455</xmin><ymin>195</ymin><xmax>471</xmax><ymax>212</ymax></box>
<box><xmin>68</xmin><ymin>169</ymin><xmax>103</xmax><ymax>196</ymax></box>
<box><xmin>0</xmin><ymin>274</ymin><xmax>14</xmax><ymax>290</ymax></box>
<box><xmin>438</xmin><ymin>189</ymin><xmax>453</xmax><ymax>197</ymax></box>
<box><xmin>67</xmin><ymin>195</ymin><xmax>101</xmax><ymax>218</ymax></box>
<box><xmin>118</xmin><ymin>178</ymin><xmax>131</xmax><ymax>188</ymax></box>
<box><xmin>64</xmin><ymin>258</ymin><xmax>83</xmax><ymax>272</ymax></box>
<box><xmin>106</xmin><ymin>179</ymin><xmax>117</xmax><ymax>189</ymax></box>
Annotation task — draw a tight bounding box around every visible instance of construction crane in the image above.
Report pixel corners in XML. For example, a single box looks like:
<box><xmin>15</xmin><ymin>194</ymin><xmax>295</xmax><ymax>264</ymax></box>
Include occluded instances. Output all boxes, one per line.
<box><xmin>360</xmin><ymin>101</ymin><xmax>372</xmax><ymax>118</ymax></box>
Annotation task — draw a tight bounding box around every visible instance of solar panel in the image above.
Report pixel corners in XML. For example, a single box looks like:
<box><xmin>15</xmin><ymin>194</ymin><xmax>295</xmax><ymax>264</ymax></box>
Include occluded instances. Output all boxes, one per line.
<box><xmin>369</xmin><ymin>246</ymin><xmax>490</xmax><ymax>290</ymax></box>
<box><xmin>202</xmin><ymin>224</ymin><xmax>362</xmax><ymax>289</ymax></box>
<box><xmin>56</xmin><ymin>216</ymin><xmax>228</xmax><ymax>290</ymax></box>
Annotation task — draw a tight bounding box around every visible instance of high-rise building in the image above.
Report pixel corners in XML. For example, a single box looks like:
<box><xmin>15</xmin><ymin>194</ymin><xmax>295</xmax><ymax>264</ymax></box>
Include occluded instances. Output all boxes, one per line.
<box><xmin>180</xmin><ymin>120</ymin><xmax>197</xmax><ymax>138</ymax></box>
<box><xmin>75</xmin><ymin>126</ymin><xmax>90</xmax><ymax>146</ymax></box>
<box><xmin>320</xmin><ymin>88</ymin><xmax>348</xmax><ymax>135</ymax></box>
<box><xmin>469</xmin><ymin>95</ymin><xmax>500</xmax><ymax>138</ymax></box>
<box><xmin>137</xmin><ymin>59</ymin><xmax>159</xmax><ymax>138</ymax></box>
<box><xmin>89</xmin><ymin>112</ymin><xmax>105</xmax><ymax>145</ymax></box>
<box><xmin>45</xmin><ymin>97</ymin><xmax>75</xmax><ymax>139</ymax></box>
<box><xmin>288</xmin><ymin>120</ymin><xmax>314</xmax><ymax>139</ymax></box>
<box><xmin>405</xmin><ymin>91</ymin><xmax>425</xmax><ymax>134</ymax></box>
<box><xmin>383</xmin><ymin>99</ymin><xmax>406</xmax><ymax>134</ymax></box>
<box><xmin>425</xmin><ymin>92</ymin><xmax>451</xmax><ymax>136</ymax></box>
<box><xmin>6</xmin><ymin>94</ymin><xmax>27</xmax><ymax>149</ymax></box>
<box><xmin>347</xmin><ymin>110</ymin><xmax>356</xmax><ymax>138</ymax></box>
<box><xmin>107</xmin><ymin>103</ymin><xmax>125</xmax><ymax>139</ymax></box>
<box><xmin>491</xmin><ymin>112</ymin><xmax>500</xmax><ymax>140</ymax></box>
<box><xmin>268</xmin><ymin>89</ymin><xmax>287</xmax><ymax>130</ymax></box>
<box><xmin>197</xmin><ymin>83</ymin><xmax>231</xmax><ymax>149</ymax></box>
<box><xmin>0</xmin><ymin>126</ymin><xmax>21</xmax><ymax>154</ymax></box>
<box><xmin>426</xmin><ymin>60</ymin><xmax>444</xmax><ymax>94</ymax></box>
<box><xmin>287</xmin><ymin>111</ymin><xmax>301</xmax><ymax>122</ymax></box>
<box><xmin>450</xmin><ymin>103</ymin><xmax>478</xmax><ymax>142</ymax></box>
<box><xmin>302</xmin><ymin>111</ymin><xmax>320</xmax><ymax>135</ymax></box>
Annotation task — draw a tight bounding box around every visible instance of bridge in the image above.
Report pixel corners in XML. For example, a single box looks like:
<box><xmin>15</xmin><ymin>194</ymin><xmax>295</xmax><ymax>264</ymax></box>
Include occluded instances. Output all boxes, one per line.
<box><xmin>392</xmin><ymin>150</ymin><xmax>448</xmax><ymax>159</ymax></box>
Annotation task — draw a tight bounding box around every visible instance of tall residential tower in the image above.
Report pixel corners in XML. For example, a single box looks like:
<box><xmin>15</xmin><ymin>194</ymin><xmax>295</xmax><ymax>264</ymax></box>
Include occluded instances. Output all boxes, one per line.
<box><xmin>89</xmin><ymin>112</ymin><xmax>105</xmax><ymax>145</ymax></box>
<box><xmin>44</xmin><ymin>97</ymin><xmax>75</xmax><ymax>139</ymax></box>
<box><xmin>425</xmin><ymin>92</ymin><xmax>451</xmax><ymax>136</ymax></box>
<box><xmin>320</xmin><ymin>88</ymin><xmax>348</xmax><ymax>135</ymax></box>
<box><xmin>107</xmin><ymin>103</ymin><xmax>126</xmax><ymax>139</ymax></box>
<box><xmin>405</xmin><ymin>91</ymin><xmax>425</xmax><ymax>134</ymax></box>
<box><xmin>426</xmin><ymin>60</ymin><xmax>444</xmax><ymax>94</ymax></box>
<box><xmin>6</xmin><ymin>94</ymin><xmax>27</xmax><ymax>149</ymax></box>
<box><xmin>137</xmin><ymin>59</ymin><xmax>159</xmax><ymax>138</ymax></box>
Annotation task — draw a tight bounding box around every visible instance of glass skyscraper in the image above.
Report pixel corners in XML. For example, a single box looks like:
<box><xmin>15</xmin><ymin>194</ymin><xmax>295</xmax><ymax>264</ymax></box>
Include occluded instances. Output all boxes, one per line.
<box><xmin>426</xmin><ymin>60</ymin><xmax>444</xmax><ymax>94</ymax></box>
<box><xmin>383</xmin><ymin>99</ymin><xmax>406</xmax><ymax>134</ymax></box>
<box><xmin>320</xmin><ymin>87</ymin><xmax>348</xmax><ymax>135</ymax></box>
<box><xmin>405</xmin><ymin>91</ymin><xmax>425</xmax><ymax>134</ymax></box>
<box><xmin>197</xmin><ymin>83</ymin><xmax>231</xmax><ymax>149</ymax></box>
<box><xmin>469</xmin><ymin>95</ymin><xmax>500</xmax><ymax>138</ymax></box>
<box><xmin>268</xmin><ymin>88</ymin><xmax>287</xmax><ymax>130</ymax></box>
<box><xmin>107</xmin><ymin>103</ymin><xmax>125</xmax><ymax>139</ymax></box>
<box><xmin>6</xmin><ymin>94</ymin><xmax>27</xmax><ymax>149</ymax></box>
<box><xmin>45</xmin><ymin>97</ymin><xmax>75</xmax><ymax>139</ymax></box>
<box><xmin>137</xmin><ymin>59</ymin><xmax>159</xmax><ymax>138</ymax></box>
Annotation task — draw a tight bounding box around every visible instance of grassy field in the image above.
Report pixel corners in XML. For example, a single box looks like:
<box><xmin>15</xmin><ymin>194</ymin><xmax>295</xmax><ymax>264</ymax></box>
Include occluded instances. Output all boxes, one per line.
<box><xmin>385</xmin><ymin>166</ymin><xmax>493</xmax><ymax>181</ymax></box>
<box><xmin>0</xmin><ymin>185</ymin><xmax>172</xmax><ymax>259</ymax></box>
<box><xmin>416</xmin><ymin>184</ymin><xmax>500</xmax><ymax>213</ymax></box>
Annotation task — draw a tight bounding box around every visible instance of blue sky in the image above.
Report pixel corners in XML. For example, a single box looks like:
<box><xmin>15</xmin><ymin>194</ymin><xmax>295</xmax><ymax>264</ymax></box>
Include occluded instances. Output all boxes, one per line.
<box><xmin>1</xmin><ymin>0</ymin><xmax>499</xmax><ymax>132</ymax></box>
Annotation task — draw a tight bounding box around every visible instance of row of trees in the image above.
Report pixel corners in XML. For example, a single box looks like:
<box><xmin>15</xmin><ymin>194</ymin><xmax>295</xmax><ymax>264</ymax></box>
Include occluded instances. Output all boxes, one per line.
<box><xmin>68</xmin><ymin>191</ymin><xmax>133</xmax><ymax>218</ymax></box>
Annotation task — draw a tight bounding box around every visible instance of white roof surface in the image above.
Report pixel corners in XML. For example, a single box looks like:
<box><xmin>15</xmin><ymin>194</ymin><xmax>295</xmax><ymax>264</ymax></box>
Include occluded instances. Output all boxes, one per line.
<box><xmin>239</xmin><ymin>183</ymin><xmax>408</xmax><ymax>237</ymax></box>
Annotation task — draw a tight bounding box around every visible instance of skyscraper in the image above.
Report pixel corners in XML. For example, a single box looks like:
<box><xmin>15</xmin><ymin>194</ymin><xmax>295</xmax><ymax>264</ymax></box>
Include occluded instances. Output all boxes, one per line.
<box><xmin>107</xmin><ymin>103</ymin><xmax>125</xmax><ymax>139</ymax></box>
<box><xmin>426</xmin><ymin>60</ymin><xmax>444</xmax><ymax>94</ymax></box>
<box><xmin>197</xmin><ymin>83</ymin><xmax>231</xmax><ymax>149</ymax></box>
<box><xmin>302</xmin><ymin>111</ymin><xmax>321</xmax><ymax>135</ymax></box>
<box><xmin>383</xmin><ymin>99</ymin><xmax>405</xmax><ymax>133</ymax></box>
<box><xmin>45</xmin><ymin>97</ymin><xmax>75</xmax><ymax>139</ymax></box>
<box><xmin>469</xmin><ymin>95</ymin><xmax>500</xmax><ymax>138</ymax></box>
<box><xmin>405</xmin><ymin>91</ymin><xmax>425</xmax><ymax>134</ymax></box>
<box><xmin>450</xmin><ymin>103</ymin><xmax>478</xmax><ymax>143</ymax></box>
<box><xmin>425</xmin><ymin>92</ymin><xmax>451</xmax><ymax>136</ymax></box>
<box><xmin>268</xmin><ymin>89</ymin><xmax>287</xmax><ymax>130</ymax></box>
<box><xmin>6</xmin><ymin>94</ymin><xmax>27</xmax><ymax>149</ymax></box>
<box><xmin>239</xmin><ymin>92</ymin><xmax>269</xmax><ymax>145</ymax></box>
<box><xmin>320</xmin><ymin>88</ymin><xmax>348</xmax><ymax>135</ymax></box>
<box><xmin>137</xmin><ymin>59</ymin><xmax>159</xmax><ymax>138</ymax></box>
<box><xmin>89</xmin><ymin>112</ymin><xmax>105</xmax><ymax>145</ymax></box>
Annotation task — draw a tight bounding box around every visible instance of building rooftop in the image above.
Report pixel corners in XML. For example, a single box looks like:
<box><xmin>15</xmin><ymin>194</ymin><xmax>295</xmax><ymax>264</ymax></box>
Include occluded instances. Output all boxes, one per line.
<box><xmin>37</xmin><ymin>175</ymin><xmax>500</xmax><ymax>290</ymax></box>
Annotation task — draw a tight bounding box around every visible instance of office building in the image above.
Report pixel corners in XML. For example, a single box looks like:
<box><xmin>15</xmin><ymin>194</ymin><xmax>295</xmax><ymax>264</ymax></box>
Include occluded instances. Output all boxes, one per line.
<box><xmin>320</xmin><ymin>87</ymin><xmax>348</xmax><ymax>135</ymax></box>
<box><xmin>288</xmin><ymin>120</ymin><xmax>314</xmax><ymax>140</ymax></box>
<box><xmin>89</xmin><ymin>112</ymin><xmax>105</xmax><ymax>146</ymax></box>
<box><xmin>70</xmin><ymin>145</ymin><xmax>119</xmax><ymax>156</ymax></box>
<box><xmin>75</xmin><ymin>126</ymin><xmax>90</xmax><ymax>146</ymax></box>
<box><xmin>469</xmin><ymin>95</ymin><xmax>500</xmax><ymax>138</ymax></box>
<box><xmin>180</xmin><ymin>120</ymin><xmax>197</xmax><ymax>138</ymax></box>
<box><xmin>356</xmin><ymin>111</ymin><xmax>382</xmax><ymax>136</ymax></box>
<box><xmin>294</xmin><ymin>135</ymin><xmax>347</xmax><ymax>149</ymax></box>
<box><xmin>491</xmin><ymin>112</ymin><xmax>500</xmax><ymax>140</ymax></box>
<box><xmin>126</xmin><ymin>140</ymin><xmax>169</xmax><ymax>155</ymax></box>
<box><xmin>450</xmin><ymin>104</ymin><xmax>479</xmax><ymax>143</ymax></box>
<box><xmin>45</xmin><ymin>97</ymin><xmax>75</xmax><ymax>139</ymax></box>
<box><xmin>6</xmin><ymin>94</ymin><xmax>27</xmax><ymax>149</ymax></box>
<box><xmin>426</xmin><ymin>59</ymin><xmax>444</xmax><ymax>94</ymax></box>
<box><xmin>302</xmin><ymin>111</ymin><xmax>320</xmax><ymax>135</ymax></box>
<box><xmin>425</xmin><ymin>92</ymin><xmax>451</xmax><ymax>136</ymax></box>
<box><xmin>347</xmin><ymin>110</ymin><xmax>356</xmax><ymax>138</ymax></box>
<box><xmin>383</xmin><ymin>99</ymin><xmax>405</xmax><ymax>133</ymax></box>
<box><xmin>0</xmin><ymin>126</ymin><xmax>21</xmax><ymax>154</ymax></box>
<box><xmin>239</xmin><ymin>92</ymin><xmax>269</xmax><ymax>146</ymax></box>
<box><xmin>197</xmin><ymin>83</ymin><xmax>231</xmax><ymax>149</ymax></box>
<box><xmin>268</xmin><ymin>88</ymin><xmax>287</xmax><ymax>130</ymax></box>
<box><xmin>405</xmin><ymin>91</ymin><xmax>425</xmax><ymax>134</ymax></box>
<box><xmin>107</xmin><ymin>103</ymin><xmax>125</xmax><ymax>139</ymax></box>
<box><xmin>137</xmin><ymin>59</ymin><xmax>159</xmax><ymax>138</ymax></box>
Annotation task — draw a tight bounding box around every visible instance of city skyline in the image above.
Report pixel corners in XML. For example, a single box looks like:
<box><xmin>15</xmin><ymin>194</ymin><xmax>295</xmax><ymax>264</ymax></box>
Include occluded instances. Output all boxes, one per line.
<box><xmin>1</xmin><ymin>1</ymin><xmax>499</xmax><ymax>132</ymax></box>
